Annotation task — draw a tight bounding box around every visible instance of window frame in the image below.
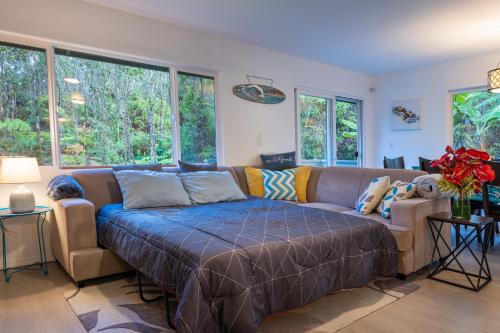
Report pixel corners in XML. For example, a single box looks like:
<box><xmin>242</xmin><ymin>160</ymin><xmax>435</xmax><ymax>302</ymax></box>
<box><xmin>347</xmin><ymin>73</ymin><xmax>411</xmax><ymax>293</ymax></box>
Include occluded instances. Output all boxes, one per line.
<box><xmin>0</xmin><ymin>32</ymin><xmax>220</xmax><ymax>168</ymax></box>
<box><xmin>295</xmin><ymin>87</ymin><xmax>364</xmax><ymax>167</ymax></box>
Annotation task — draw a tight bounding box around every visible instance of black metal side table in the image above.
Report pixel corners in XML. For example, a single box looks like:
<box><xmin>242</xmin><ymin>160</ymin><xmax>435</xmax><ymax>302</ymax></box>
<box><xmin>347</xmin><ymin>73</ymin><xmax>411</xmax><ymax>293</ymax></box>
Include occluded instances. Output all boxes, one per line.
<box><xmin>0</xmin><ymin>206</ymin><xmax>52</xmax><ymax>282</ymax></box>
<box><xmin>427</xmin><ymin>213</ymin><xmax>493</xmax><ymax>291</ymax></box>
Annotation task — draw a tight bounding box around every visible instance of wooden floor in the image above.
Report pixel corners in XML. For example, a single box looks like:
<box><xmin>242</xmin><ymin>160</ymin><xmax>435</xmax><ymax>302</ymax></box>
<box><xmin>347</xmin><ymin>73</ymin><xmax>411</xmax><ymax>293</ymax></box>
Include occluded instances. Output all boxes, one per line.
<box><xmin>1</xmin><ymin>230</ymin><xmax>499</xmax><ymax>333</ymax></box>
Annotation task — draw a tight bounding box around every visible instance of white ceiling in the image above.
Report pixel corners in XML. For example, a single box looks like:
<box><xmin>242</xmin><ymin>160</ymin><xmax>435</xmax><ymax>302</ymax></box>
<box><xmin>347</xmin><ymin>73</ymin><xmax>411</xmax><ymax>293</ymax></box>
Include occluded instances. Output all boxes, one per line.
<box><xmin>84</xmin><ymin>0</ymin><xmax>500</xmax><ymax>74</ymax></box>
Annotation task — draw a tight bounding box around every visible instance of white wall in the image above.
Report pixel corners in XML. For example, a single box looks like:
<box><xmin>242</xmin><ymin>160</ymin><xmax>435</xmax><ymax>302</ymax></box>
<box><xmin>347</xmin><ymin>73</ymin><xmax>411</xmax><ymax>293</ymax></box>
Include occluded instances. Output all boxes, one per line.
<box><xmin>0</xmin><ymin>0</ymin><xmax>375</xmax><ymax>267</ymax></box>
<box><xmin>373</xmin><ymin>51</ymin><xmax>500</xmax><ymax>168</ymax></box>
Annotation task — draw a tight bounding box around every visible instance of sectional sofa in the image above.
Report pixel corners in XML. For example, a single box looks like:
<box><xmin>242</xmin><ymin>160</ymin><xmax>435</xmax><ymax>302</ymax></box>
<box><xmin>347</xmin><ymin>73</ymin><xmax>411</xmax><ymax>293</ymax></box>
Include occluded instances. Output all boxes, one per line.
<box><xmin>48</xmin><ymin>165</ymin><xmax>451</xmax><ymax>284</ymax></box>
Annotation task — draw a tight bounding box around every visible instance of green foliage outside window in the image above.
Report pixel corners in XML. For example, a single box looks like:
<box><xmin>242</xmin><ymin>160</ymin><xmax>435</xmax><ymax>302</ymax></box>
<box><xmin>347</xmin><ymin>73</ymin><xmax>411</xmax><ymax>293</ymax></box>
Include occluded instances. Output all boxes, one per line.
<box><xmin>299</xmin><ymin>95</ymin><xmax>327</xmax><ymax>163</ymax></box>
<box><xmin>55</xmin><ymin>54</ymin><xmax>173</xmax><ymax>166</ymax></box>
<box><xmin>453</xmin><ymin>91</ymin><xmax>500</xmax><ymax>159</ymax></box>
<box><xmin>178</xmin><ymin>73</ymin><xmax>216</xmax><ymax>163</ymax></box>
<box><xmin>336</xmin><ymin>101</ymin><xmax>358</xmax><ymax>161</ymax></box>
<box><xmin>0</xmin><ymin>44</ymin><xmax>52</xmax><ymax>165</ymax></box>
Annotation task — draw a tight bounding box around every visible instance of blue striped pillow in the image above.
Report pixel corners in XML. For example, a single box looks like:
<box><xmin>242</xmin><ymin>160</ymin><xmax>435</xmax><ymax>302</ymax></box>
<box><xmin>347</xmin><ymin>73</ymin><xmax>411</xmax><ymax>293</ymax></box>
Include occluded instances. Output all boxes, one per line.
<box><xmin>262</xmin><ymin>169</ymin><xmax>297</xmax><ymax>201</ymax></box>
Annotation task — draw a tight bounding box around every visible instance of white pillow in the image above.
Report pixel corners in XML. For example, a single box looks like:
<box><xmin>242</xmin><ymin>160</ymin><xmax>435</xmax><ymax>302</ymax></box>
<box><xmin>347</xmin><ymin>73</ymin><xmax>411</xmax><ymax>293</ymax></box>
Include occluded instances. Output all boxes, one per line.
<box><xmin>114</xmin><ymin>170</ymin><xmax>191</xmax><ymax>209</ymax></box>
<box><xmin>178</xmin><ymin>171</ymin><xmax>247</xmax><ymax>204</ymax></box>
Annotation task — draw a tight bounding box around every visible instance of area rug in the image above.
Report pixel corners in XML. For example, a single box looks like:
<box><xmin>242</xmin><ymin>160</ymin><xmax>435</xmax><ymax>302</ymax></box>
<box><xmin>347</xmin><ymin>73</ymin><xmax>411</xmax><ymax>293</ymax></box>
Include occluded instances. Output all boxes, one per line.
<box><xmin>65</xmin><ymin>276</ymin><xmax>419</xmax><ymax>333</ymax></box>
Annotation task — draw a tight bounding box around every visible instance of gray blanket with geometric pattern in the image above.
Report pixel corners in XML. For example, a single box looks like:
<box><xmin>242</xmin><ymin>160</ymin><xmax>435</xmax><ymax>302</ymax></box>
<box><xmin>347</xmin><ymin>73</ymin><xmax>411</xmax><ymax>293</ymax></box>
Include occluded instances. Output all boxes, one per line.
<box><xmin>96</xmin><ymin>197</ymin><xmax>398</xmax><ymax>333</ymax></box>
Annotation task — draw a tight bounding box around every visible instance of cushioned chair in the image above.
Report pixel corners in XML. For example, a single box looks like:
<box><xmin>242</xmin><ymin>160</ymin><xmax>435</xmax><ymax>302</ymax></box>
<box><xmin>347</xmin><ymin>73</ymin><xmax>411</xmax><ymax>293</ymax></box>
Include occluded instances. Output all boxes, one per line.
<box><xmin>483</xmin><ymin>160</ymin><xmax>500</xmax><ymax>247</ymax></box>
<box><xmin>384</xmin><ymin>156</ymin><xmax>405</xmax><ymax>169</ymax></box>
<box><xmin>419</xmin><ymin>157</ymin><xmax>440</xmax><ymax>174</ymax></box>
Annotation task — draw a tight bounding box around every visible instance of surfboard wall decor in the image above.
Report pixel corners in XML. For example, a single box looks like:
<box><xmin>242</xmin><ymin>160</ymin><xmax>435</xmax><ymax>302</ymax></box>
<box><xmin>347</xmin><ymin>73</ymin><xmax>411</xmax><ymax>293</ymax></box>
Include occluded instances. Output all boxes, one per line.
<box><xmin>233</xmin><ymin>83</ymin><xmax>286</xmax><ymax>104</ymax></box>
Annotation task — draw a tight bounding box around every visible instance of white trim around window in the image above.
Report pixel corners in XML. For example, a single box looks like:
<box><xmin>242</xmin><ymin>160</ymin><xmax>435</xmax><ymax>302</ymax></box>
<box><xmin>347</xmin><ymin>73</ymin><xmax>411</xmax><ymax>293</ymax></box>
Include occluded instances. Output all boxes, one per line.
<box><xmin>0</xmin><ymin>30</ymin><xmax>221</xmax><ymax>168</ymax></box>
<box><xmin>295</xmin><ymin>87</ymin><xmax>364</xmax><ymax>167</ymax></box>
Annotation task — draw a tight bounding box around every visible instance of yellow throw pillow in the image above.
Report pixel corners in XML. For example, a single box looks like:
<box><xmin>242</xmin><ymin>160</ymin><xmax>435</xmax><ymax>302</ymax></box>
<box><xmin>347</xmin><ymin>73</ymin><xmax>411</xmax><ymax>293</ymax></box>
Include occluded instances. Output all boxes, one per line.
<box><xmin>295</xmin><ymin>166</ymin><xmax>312</xmax><ymax>203</ymax></box>
<box><xmin>245</xmin><ymin>166</ymin><xmax>264</xmax><ymax>197</ymax></box>
<box><xmin>245</xmin><ymin>165</ymin><xmax>312</xmax><ymax>202</ymax></box>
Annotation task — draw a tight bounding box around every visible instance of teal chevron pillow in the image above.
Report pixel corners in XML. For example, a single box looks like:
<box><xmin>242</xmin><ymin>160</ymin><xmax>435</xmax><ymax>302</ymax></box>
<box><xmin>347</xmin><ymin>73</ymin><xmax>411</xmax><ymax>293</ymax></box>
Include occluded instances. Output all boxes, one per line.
<box><xmin>377</xmin><ymin>181</ymin><xmax>417</xmax><ymax>218</ymax></box>
<box><xmin>262</xmin><ymin>169</ymin><xmax>297</xmax><ymax>201</ymax></box>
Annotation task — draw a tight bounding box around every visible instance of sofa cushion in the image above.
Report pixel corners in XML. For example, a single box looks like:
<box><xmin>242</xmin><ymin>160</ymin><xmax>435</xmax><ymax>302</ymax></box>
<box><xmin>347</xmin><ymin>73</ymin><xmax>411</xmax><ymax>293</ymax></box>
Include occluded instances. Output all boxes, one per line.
<box><xmin>300</xmin><ymin>202</ymin><xmax>351</xmax><ymax>213</ymax></box>
<box><xmin>342</xmin><ymin>210</ymin><xmax>413</xmax><ymax>252</ymax></box>
<box><xmin>356</xmin><ymin>176</ymin><xmax>390</xmax><ymax>214</ymax></box>
<box><xmin>376</xmin><ymin>181</ymin><xmax>417</xmax><ymax>218</ymax></box>
<box><xmin>260</xmin><ymin>151</ymin><xmax>296</xmax><ymax>170</ymax></box>
<box><xmin>262</xmin><ymin>169</ymin><xmax>297</xmax><ymax>201</ymax></box>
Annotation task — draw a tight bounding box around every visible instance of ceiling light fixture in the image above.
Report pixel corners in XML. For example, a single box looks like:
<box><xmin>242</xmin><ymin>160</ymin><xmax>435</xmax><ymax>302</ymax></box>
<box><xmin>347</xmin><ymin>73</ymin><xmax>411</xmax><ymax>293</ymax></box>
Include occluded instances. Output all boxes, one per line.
<box><xmin>70</xmin><ymin>92</ymin><xmax>85</xmax><ymax>105</ymax></box>
<box><xmin>64</xmin><ymin>78</ymin><xmax>80</xmax><ymax>84</ymax></box>
<box><xmin>487</xmin><ymin>63</ymin><xmax>500</xmax><ymax>93</ymax></box>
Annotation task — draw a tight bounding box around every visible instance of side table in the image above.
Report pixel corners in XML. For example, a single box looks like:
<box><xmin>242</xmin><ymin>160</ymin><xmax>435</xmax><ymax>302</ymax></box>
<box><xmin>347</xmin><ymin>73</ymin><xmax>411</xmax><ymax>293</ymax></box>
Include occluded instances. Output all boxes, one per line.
<box><xmin>427</xmin><ymin>213</ymin><xmax>493</xmax><ymax>291</ymax></box>
<box><xmin>0</xmin><ymin>206</ymin><xmax>52</xmax><ymax>282</ymax></box>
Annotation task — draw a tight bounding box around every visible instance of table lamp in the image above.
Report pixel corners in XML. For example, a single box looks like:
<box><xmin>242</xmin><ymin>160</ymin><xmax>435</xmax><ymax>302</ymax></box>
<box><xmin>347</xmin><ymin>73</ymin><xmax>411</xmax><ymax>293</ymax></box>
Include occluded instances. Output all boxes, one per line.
<box><xmin>0</xmin><ymin>157</ymin><xmax>41</xmax><ymax>213</ymax></box>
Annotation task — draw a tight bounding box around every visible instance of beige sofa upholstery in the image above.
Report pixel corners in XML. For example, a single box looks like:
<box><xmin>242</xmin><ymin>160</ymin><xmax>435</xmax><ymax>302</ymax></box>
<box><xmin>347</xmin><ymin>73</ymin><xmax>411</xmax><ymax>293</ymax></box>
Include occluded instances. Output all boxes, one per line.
<box><xmin>48</xmin><ymin>165</ymin><xmax>450</xmax><ymax>283</ymax></box>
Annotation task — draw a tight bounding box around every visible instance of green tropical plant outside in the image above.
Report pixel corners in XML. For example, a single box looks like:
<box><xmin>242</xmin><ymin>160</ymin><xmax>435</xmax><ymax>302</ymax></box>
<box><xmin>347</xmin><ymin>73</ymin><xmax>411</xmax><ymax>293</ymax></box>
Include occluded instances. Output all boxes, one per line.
<box><xmin>453</xmin><ymin>91</ymin><xmax>500</xmax><ymax>158</ymax></box>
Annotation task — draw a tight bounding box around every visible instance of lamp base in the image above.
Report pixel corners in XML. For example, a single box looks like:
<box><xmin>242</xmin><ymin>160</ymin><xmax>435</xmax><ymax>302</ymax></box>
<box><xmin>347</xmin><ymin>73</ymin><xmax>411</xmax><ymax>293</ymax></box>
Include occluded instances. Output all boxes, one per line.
<box><xmin>9</xmin><ymin>185</ymin><xmax>35</xmax><ymax>213</ymax></box>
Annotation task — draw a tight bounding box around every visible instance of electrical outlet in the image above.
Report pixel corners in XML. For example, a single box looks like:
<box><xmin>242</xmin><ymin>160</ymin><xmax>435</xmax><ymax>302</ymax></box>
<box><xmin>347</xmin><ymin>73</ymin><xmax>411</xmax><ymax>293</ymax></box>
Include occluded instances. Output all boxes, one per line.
<box><xmin>257</xmin><ymin>134</ymin><xmax>263</xmax><ymax>146</ymax></box>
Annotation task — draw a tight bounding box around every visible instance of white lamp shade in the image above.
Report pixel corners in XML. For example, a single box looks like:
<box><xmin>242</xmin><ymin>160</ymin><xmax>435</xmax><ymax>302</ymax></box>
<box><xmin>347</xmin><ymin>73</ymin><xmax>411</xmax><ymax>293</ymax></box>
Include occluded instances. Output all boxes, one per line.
<box><xmin>0</xmin><ymin>157</ymin><xmax>41</xmax><ymax>184</ymax></box>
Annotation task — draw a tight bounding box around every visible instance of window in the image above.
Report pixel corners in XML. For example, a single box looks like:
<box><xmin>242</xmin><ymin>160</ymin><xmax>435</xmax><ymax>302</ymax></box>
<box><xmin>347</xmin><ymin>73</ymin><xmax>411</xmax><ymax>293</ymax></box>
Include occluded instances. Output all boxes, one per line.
<box><xmin>0</xmin><ymin>38</ymin><xmax>218</xmax><ymax>168</ymax></box>
<box><xmin>177</xmin><ymin>72</ymin><xmax>216</xmax><ymax>163</ymax></box>
<box><xmin>55</xmin><ymin>49</ymin><xmax>173</xmax><ymax>166</ymax></box>
<box><xmin>296</xmin><ymin>89</ymin><xmax>362</xmax><ymax>167</ymax></box>
<box><xmin>452</xmin><ymin>89</ymin><xmax>500</xmax><ymax>158</ymax></box>
<box><xmin>0</xmin><ymin>42</ymin><xmax>52</xmax><ymax>165</ymax></box>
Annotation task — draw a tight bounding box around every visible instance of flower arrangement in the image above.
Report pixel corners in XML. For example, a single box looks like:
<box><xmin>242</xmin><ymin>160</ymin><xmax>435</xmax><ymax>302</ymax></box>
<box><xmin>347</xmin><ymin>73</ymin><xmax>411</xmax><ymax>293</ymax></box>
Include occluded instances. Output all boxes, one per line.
<box><xmin>431</xmin><ymin>146</ymin><xmax>495</xmax><ymax>198</ymax></box>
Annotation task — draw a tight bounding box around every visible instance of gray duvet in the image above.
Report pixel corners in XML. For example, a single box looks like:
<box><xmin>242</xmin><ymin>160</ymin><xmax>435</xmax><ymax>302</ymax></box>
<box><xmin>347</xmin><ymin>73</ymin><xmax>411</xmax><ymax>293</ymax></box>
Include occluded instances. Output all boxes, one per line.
<box><xmin>96</xmin><ymin>197</ymin><xmax>397</xmax><ymax>333</ymax></box>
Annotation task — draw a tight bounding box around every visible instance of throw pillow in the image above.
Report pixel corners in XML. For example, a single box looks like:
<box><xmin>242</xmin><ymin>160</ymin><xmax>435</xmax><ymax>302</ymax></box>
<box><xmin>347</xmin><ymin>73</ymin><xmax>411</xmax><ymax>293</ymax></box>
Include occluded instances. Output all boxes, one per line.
<box><xmin>377</xmin><ymin>181</ymin><xmax>417</xmax><ymax>218</ymax></box>
<box><xmin>262</xmin><ymin>169</ymin><xmax>297</xmax><ymax>201</ymax></box>
<box><xmin>111</xmin><ymin>163</ymin><xmax>162</xmax><ymax>172</ymax></box>
<box><xmin>114</xmin><ymin>170</ymin><xmax>191</xmax><ymax>209</ymax></box>
<box><xmin>260</xmin><ymin>151</ymin><xmax>297</xmax><ymax>170</ymax></box>
<box><xmin>245</xmin><ymin>166</ymin><xmax>312</xmax><ymax>202</ymax></box>
<box><xmin>47</xmin><ymin>175</ymin><xmax>85</xmax><ymax>201</ymax></box>
<box><xmin>245</xmin><ymin>166</ymin><xmax>265</xmax><ymax>197</ymax></box>
<box><xmin>178</xmin><ymin>160</ymin><xmax>217</xmax><ymax>173</ymax></box>
<box><xmin>356</xmin><ymin>176</ymin><xmax>390</xmax><ymax>214</ymax></box>
<box><xmin>295</xmin><ymin>166</ymin><xmax>312</xmax><ymax>202</ymax></box>
<box><xmin>179</xmin><ymin>171</ymin><xmax>247</xmax><ymax>204</ymax></box>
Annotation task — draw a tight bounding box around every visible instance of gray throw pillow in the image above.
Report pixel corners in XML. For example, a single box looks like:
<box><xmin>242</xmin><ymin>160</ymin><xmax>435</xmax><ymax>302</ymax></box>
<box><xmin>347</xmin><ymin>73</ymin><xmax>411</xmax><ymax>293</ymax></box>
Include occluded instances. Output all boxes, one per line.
<box><xmin>178</xmin><ymin>160</ymin><xmax>217</xmax><ymax>172</ymax></box>
<box><xmin>114</xmin><ymin>170</ymin><xmax>191</xmax><ymax>209</ymax></box>
<box><xmin>47</xmin><ymin>175</ymin><xmax>85</xmax><ymax>201</ymax></box>
<box><xmin>179</xmin><ymin>171</ymin><xmax>247</xmax><ymax>204</ymax></box>
<box><xmin>111</xmin><ymin>163</ymin><xmax>163</xmax><ymax>172</ymax></box>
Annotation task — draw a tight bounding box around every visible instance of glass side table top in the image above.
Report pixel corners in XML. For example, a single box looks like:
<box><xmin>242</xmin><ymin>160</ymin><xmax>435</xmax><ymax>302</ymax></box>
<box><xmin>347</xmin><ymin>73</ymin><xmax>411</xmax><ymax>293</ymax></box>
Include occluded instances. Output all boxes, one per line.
<box><xmin>0</xmin><ymin>206</ymin><xmax>52</xmax><ymax>218</ymax></box>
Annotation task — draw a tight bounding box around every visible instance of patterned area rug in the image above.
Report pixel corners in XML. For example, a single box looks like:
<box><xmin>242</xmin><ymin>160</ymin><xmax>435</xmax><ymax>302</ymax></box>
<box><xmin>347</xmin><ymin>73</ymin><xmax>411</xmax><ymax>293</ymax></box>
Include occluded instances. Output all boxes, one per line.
<box><xmin>65</xmin><ymin>276</ymin><xmax>419</xmax><ymax>333</ymax></box>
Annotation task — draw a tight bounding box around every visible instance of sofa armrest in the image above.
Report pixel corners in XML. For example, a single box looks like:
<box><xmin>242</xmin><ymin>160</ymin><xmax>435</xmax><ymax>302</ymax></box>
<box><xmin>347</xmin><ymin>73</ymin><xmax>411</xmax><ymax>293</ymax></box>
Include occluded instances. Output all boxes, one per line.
<box><xmin>48</xmin><ymin>198</ymin><xmax>97</xmax><ymax>273</ymax></box>
<box><xmin>391</xmin><ymin>197</ymin><xmax>451</xmax><ymax>271</ymax></box>
<box><xmin>391</xmin><ymin>197</ymin><xmax>450</xmax><ymax>230</ymax></box>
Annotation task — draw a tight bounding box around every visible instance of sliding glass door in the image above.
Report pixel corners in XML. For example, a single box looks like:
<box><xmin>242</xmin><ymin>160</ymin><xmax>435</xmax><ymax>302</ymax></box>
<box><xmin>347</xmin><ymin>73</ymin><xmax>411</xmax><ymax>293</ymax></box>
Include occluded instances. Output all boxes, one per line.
<box><xmin>296</xmin><ymin>89</ymin><xmax>362</xmax><ymax>167</ymax></box>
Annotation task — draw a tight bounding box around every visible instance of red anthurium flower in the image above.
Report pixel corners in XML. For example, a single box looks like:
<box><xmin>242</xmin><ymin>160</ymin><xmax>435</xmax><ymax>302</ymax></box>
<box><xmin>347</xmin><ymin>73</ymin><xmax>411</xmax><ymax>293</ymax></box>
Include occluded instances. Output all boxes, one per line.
<box><xmin>435</xmin><ymin>146</ymin><xmax>496</xmax><ymax>197</ymax></box>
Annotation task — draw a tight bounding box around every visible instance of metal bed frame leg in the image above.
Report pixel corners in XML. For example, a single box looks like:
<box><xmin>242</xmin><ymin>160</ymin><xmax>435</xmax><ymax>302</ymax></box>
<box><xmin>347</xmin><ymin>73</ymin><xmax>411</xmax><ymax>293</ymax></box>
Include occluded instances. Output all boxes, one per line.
<box><xmin>136</xmin><ymin>270</ymin><xmax>176</xmax><ymax>330</ymax></box>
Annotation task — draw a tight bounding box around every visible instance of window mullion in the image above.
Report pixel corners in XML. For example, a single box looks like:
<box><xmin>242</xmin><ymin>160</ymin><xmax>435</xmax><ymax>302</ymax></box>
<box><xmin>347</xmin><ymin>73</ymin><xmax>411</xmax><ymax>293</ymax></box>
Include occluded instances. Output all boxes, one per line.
<box><xmin>46</xmin><ymin>46</ymin><xmax>60</xmax><ymax>167</ymax></box>
<box><xmin>171</xmin><ymin>68</ymin><xmax>182</xmax><ymax>164</ymax></box>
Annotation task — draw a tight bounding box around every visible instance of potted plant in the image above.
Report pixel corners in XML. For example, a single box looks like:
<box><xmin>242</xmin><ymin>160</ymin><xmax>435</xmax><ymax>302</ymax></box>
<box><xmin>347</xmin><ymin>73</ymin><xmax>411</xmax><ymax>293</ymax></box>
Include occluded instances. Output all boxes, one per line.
<box><xmin>432</xmin><ymin>146</ymin><xmax>495</xmax><ymax>219</ymax></box>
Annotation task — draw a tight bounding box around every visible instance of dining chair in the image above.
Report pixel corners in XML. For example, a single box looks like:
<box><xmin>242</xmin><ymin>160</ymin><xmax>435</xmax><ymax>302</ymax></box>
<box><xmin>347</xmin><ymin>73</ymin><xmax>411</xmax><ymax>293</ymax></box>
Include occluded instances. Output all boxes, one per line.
<box><xmin>418</xmin><ymin>157</ymin><xmax>440</xmax><ymax>174</ymax></box>
<box><xmin>482</xmin><ymin>160</ymin><xmax>500</xmax><ymax>247</ymax></box>
<box><xmin>383</xmin><ymin>156</ymin><xmax>405</xmax><ymax>169</ymax></box>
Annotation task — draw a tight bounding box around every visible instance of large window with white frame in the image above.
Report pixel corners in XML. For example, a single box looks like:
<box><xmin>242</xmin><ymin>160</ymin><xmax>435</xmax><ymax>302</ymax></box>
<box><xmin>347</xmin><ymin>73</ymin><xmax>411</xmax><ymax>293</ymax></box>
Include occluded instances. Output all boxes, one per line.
<box><xmin>295</xmin><ymin>89</ymin><xmax>363</xmax><ymax>167</ymax></box>
<box><xmin>0</xmin><ymin>37</ymin><xmax>218</xmax><ymax>167</ymax></box>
